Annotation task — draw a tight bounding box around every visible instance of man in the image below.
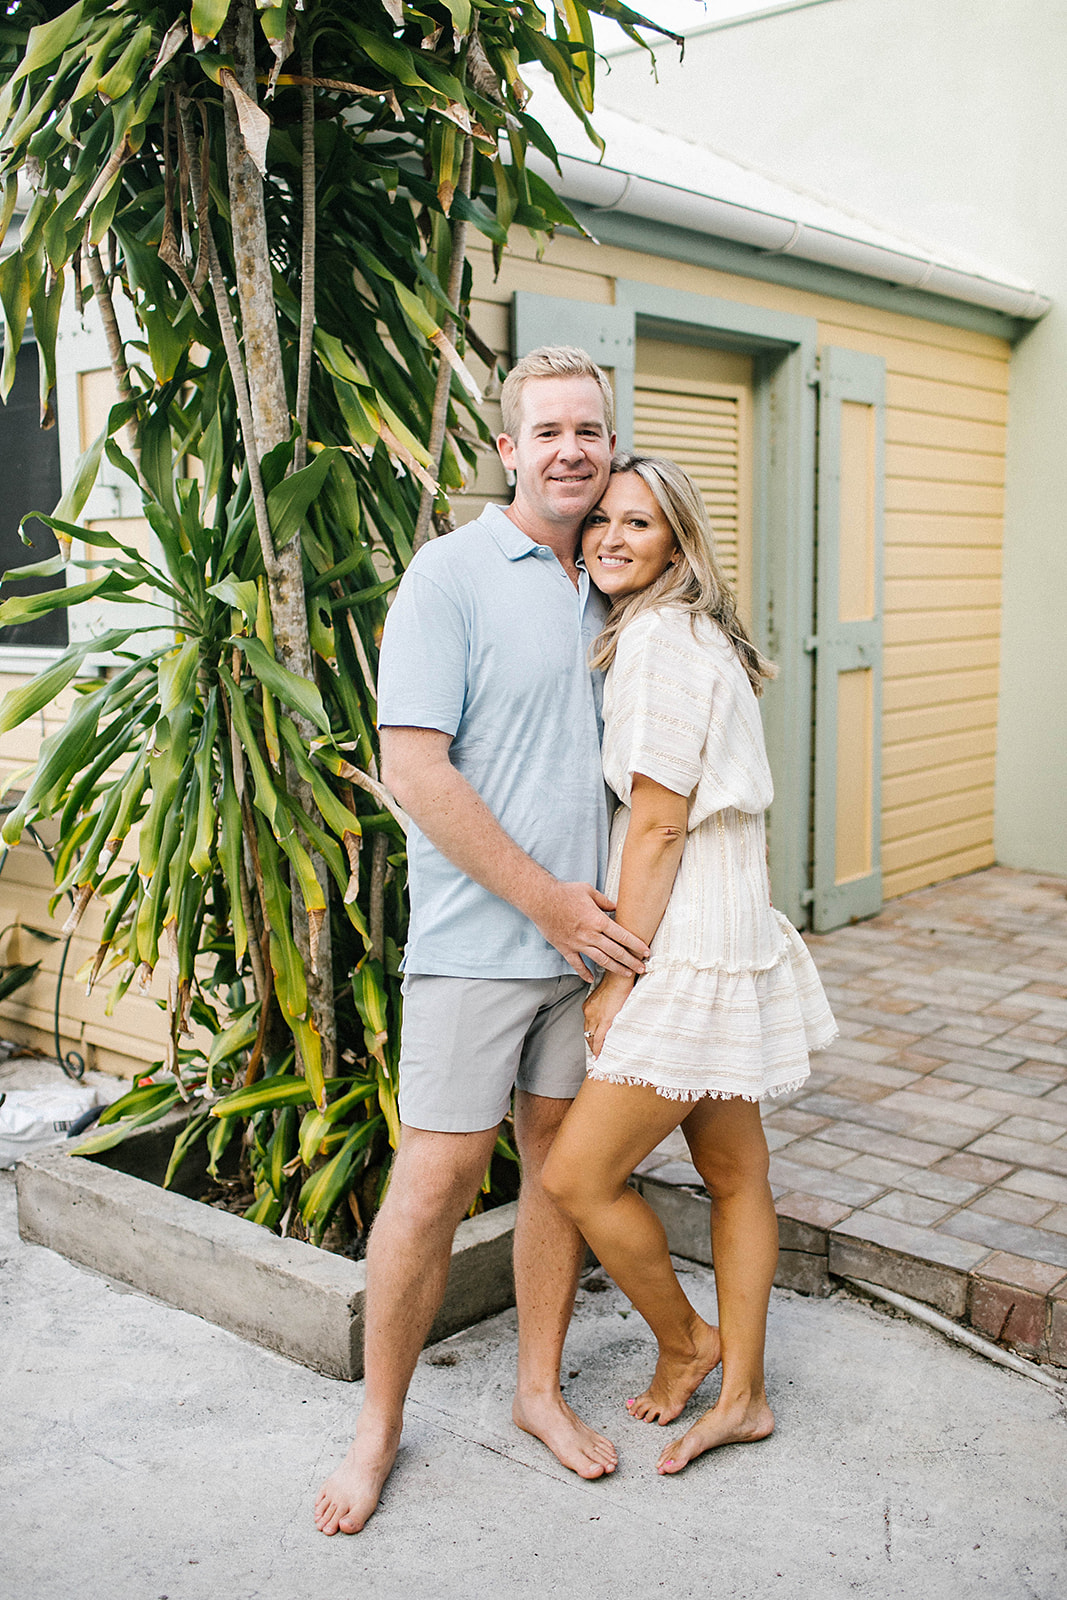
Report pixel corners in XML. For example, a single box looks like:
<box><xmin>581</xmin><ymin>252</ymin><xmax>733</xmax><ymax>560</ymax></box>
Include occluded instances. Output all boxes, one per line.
<box><xmin>315</xmin><ymin>347</ymin><xmax>649</xmax><ymax>1537</ymax></box>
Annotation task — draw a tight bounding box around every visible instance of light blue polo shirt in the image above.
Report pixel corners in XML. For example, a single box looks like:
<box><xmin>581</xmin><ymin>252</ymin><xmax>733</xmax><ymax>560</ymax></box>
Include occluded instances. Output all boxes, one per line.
<box><xmin>377</xmin><ymin>502</ymin><xmax>610</xmax><ymax>978</ymax></box>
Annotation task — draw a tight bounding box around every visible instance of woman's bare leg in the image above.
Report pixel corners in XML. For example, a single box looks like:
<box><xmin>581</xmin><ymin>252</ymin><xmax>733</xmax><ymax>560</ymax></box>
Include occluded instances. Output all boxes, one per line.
<box><xmin>656</xmin><ymin>1095</ymin><xmax>777</xmax><ymax>1474</ymax></box>
<box><xmin>543</xmin><ymin>1078</ymin><xmax>721</xmax><ymax>1426</ymax></box>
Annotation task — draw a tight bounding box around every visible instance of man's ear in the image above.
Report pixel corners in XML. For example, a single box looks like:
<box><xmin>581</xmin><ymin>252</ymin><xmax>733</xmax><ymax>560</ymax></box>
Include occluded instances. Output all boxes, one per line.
<box><xmin>496</xmin><ymin>431</ymin><xmax>517</xmax><ymax>471</ymax></box>
<box><xmin>609</xmin><ymin>432</ymin><xmax>617</xmax><ymax>453</ymax></box>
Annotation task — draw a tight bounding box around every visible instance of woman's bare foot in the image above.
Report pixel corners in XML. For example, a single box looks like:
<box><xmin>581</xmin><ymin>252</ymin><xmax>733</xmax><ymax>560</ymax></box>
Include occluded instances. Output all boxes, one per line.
<box><xmin>656</xmin><ymin>1393</ymin><xmax>774</xmax><ymax>1475</ymax></box>
<box><xmin>314</xmin><ymin>1421</ymin><xmax>402</xmax><ymax>1535</ymax></box>
<box><xmin>513</xmin><ymin>1391</ymin><xmax>618</xmax><ymax>1478</ymax></box>
<box><xmin>626</xmin><ymin>1316</ymin><xmax>722</xmax><ymax>1425</ymax></box>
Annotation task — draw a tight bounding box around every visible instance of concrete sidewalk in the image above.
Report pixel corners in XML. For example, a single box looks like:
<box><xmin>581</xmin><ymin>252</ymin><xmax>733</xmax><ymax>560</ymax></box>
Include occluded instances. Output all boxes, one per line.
<box><xmin>3</xmin><ymin>1165</ymin><xmax>1065</xmax><ymax>1600</ymax></box>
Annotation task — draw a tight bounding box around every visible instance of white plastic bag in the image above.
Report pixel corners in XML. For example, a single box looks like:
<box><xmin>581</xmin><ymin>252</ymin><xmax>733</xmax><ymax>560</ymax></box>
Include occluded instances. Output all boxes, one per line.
<box><xmin>0</xmin><ymin>1085</ymin><xmax>101</xmax><ymax>1169</ymax></box>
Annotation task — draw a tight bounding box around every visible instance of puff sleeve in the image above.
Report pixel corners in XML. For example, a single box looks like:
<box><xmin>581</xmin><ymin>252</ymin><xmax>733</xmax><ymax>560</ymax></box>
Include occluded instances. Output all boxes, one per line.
<box><xmin>602</xmin><ymin>609</ymin><xmax>773</xmax><ymax>828</ymax></box>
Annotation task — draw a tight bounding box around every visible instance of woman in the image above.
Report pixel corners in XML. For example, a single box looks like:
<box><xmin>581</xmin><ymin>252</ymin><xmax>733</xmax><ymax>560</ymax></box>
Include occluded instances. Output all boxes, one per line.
<box><xmin>543</xmin><ymin>452</ymin><xmax>836</xmax><ymax>1475</ymax></box>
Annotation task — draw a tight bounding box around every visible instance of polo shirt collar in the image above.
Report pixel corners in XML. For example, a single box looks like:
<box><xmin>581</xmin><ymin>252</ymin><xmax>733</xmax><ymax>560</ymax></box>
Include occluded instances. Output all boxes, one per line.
<box><xmin>480</xmin><ymin>503</ymin><xmax>590</xmax><ymax>587</ymax></box>
<box><xmin>480</xmin><ymin>502</ymin><xmax>542</xmax><ymax>560</ymax></box>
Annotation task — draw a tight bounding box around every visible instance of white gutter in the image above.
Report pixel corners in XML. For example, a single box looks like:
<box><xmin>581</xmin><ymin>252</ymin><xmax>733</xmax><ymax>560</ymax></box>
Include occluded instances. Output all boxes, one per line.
<box><xmin>533</xmin><ymin>152</ymin><xmax>1051</xmax><ymax>322</ymax></box>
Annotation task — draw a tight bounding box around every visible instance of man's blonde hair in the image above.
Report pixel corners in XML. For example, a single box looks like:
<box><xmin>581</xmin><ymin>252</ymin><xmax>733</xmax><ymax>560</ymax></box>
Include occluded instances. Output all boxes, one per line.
<box><xmin>499</xmin><ymin>346</ymin><xmax>614</xmax><ymax>439</ymax></box>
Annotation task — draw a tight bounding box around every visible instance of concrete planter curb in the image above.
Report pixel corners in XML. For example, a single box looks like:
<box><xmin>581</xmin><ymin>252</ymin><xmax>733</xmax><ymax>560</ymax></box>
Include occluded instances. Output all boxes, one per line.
<box><xmin>15</xmin><ymin>1118</ymin><xmax>517</xmax><ymax>1381</ymax></box>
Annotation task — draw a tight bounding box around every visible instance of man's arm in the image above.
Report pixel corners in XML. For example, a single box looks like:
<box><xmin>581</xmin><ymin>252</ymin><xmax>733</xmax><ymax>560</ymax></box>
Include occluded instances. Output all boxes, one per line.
<box><xmin>381</xmin><ymin>725</ymin><xmax>648</xmax><ymax>980</ymax></box>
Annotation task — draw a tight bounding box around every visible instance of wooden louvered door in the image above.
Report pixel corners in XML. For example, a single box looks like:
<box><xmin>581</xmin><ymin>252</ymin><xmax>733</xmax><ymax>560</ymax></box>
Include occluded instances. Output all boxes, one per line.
<box><xmin>632</xmin><ymin>338</ymin><xmax>754</xmax><ymax>627</ymax></box>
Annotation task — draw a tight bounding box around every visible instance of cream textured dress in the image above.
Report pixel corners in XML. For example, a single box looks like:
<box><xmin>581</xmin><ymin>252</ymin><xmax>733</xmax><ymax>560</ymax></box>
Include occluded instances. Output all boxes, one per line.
<box><xmin>587</xmin><ymin>605</ymin><xmax>837</xmax><ymax>1102</ymax></box>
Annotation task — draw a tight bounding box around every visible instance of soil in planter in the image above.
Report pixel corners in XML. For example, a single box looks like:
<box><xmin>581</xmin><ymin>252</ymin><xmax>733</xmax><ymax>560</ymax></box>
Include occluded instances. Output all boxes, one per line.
<box><xmin>198</xmin><ymin>1175</ymin><xmax>258</xmax><ymax>1215</ymax></box>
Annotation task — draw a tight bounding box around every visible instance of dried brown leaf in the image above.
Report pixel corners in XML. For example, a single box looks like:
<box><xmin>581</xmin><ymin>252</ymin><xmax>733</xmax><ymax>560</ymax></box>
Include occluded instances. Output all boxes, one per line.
<box><xmin>151</xmin><ymin>18</ymin><xmax>188</xmax><ymax>79</ymax></box>
<box><xmin>61</xmin><ymin>883</ymin><xmax>94</xmax><ymax>939</ymax></box>
<box><xmin>431</xmin><ymin>327</ymin><xmax>483</xmax><ymax>404</ymax></box>
<box><xmin>220</xmin><ymin>69</ymin><xmax>271</xmax><ymax>179</ymax></box>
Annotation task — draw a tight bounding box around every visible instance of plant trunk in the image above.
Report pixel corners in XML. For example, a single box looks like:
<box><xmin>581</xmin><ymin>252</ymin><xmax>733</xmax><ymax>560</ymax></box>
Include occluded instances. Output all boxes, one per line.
<box><xmin>293</xmin><ymin>52</ymin><xmax>315</xmax><ymax>476</ymax></box>
<box><xmin>412</xmin><ymin>135</ymin><xmax>474</xmax><ymax>552</ymax></box>
<box><xmin>223</xmin><ymin>0</ymin><xmax>335</xmax><ymax>1078</ymax></box>
<box><xmin>85</xmin><ymin>249</ymin><xmax>142</xmax><ymax>472</ymax></box>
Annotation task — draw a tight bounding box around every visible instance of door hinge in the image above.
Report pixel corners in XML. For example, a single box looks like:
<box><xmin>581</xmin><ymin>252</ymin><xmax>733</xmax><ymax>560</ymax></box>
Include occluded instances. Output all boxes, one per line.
<box><xmin>803</xmin><ymin>634</ymin><xmax>818</xmax><ymax>654</ymax></box>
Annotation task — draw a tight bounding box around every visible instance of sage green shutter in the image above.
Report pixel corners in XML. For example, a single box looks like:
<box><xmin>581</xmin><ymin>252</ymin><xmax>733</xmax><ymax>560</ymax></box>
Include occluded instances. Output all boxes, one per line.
<box><xmin>811</xmin><ymin>347</ymin><xmax>886</xmax><ymax>931</ymax></box>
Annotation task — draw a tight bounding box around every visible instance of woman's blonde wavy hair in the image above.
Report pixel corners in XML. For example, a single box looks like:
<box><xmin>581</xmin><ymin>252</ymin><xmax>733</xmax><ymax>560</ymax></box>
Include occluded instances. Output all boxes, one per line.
<box><xmin>589</xmin><ymin>452</ymin><xmax>777</xmax><ymax>697</ymax></box>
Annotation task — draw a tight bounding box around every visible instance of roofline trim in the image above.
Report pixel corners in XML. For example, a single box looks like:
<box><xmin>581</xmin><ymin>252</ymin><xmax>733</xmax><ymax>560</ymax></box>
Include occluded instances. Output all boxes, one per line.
<box><xmin>531</xmin><ymin>151</ymin><xmax>1051</xmax><ymax>322</ymax></box>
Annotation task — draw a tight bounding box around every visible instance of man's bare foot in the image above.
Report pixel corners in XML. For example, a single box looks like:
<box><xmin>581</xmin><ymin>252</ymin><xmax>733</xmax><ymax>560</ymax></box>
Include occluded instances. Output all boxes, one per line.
<box><xmin>656</xmin><ymin>1393</ymin><xmax>774</xmax><ymax>1475</ymax></box>
<box><xmin>513</xmin><ymin>1391</ymin><xmax>618</xmax><ymax>1479</ymax></box>
<box><xmin>314</xmin><ymin>1422</ymin><xmax>402</xmax><ymax>1535</ymax></box>
<box><xmin>626</xmin><ymin>1316</ymin><xmax>721</xmax><ymax>1425</ymax></box>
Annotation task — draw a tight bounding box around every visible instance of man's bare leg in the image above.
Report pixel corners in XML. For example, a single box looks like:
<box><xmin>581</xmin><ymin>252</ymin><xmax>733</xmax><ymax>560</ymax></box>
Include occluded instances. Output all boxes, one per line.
<box><xmin>314</xmin><ymin>1122</ymin><xmax>498</xmax><ymax>1535</ymax></box>
<box><xmin>509</xmin><ymin>1090</ymin><xmax>618</xmax><ymax>1478</ymax></box>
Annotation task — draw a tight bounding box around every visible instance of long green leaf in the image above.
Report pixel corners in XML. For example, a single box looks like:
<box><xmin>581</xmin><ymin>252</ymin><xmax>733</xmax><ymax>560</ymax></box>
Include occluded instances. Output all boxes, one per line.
<box><xmin>191</xmin><ymin>0</ymin><xmax>232</xmax><ymax>44</ymax></box>
<box><xmin>210</xmin><ymin>1075</ymin><xmax>316</xmax><ymax>1118</ymax></box>
<box><xmin>0</xmin><ymin>630</ymin><xmax>135</xmax><ymax>736</ymax></box>
<box><xmin>77</xmin><ymin>1089</ymin><xmax>181</xmax><ymax>1152</ymax></box>
<box><xmin>49</xmin><ymin>426</ymin><xmax>109</xmax><ymax>530</ymax></box>
<box><xmin>0</xmin><ymin>961</ymin><xmax>41</xmax><ymax>1003</ymax></box>
<box><xmin>0</xmin><ymin>573</ymin><xmax>137</xmax><ymax>628</ymax></box>
<box><xmin>206</xmin><ymin>576</ymin><xmax>258</xmax><ymax>621</ymax></box>
<box><xmin>11</xmin><ymin>3</ymin><xmax>86</xmax><ymax>91</ymax></box>
<box><xmin>162</xmin><ymin>1112</ymin><xmax>211</xmax><ymax>1189</ymax></box>
<box><xmin>206</xmin><ymin>1009</ymin><xmax>259</xmax><ymax>1068</ymax></box>
<box><xmin>265</xmin><ymin>449</ymin><xmax>338</xmax><ymax>548</ymax></box>
<box><xmin>0</xmin><ymin>248</ymin><xmax>32</xmax><ymax>401</ymax></box>
<box><xmin>298</xmin><ymin>1114</ymin><xmax>384</xmax><ymax>1236</ymax></box>
<box><xmin>228</xmin><ymin>636</ymin><xmax>331</xmax><ymax>736</ymax></box>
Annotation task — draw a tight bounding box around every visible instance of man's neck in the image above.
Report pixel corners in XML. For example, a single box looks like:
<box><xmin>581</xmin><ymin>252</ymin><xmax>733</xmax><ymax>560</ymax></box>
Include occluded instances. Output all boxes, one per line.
<box><xmin>503</xmin><ymin>503</ymin><xmax>581</xmax><ymax>582</ymax></box>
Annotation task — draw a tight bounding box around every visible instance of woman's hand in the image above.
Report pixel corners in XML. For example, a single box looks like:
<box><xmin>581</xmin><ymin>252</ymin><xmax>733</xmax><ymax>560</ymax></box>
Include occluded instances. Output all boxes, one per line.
<box><xmin>583</xmin><ymin>972</ymin><xmax>635</xmax><ymax>1059</ymax></box>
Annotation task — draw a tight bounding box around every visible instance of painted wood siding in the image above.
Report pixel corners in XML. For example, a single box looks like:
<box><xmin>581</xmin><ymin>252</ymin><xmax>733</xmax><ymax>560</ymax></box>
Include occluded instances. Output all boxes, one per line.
<box><xmin>0</xmin><ymin>680</ymin><xmax>174</xmax><ymax>1074</ymax></box>
<box><xmin>456</xmin><ymin>230</ymin><xmax>1009</xmax><ymax>902</ymax></box>
<box><xmin>0</xmin><ymin>841</ymin><xmax>174</xmax><ymax>1077</ymax></box>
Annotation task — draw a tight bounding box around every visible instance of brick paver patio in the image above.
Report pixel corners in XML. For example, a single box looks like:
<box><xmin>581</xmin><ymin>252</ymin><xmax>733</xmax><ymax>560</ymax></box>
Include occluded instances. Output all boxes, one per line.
<box><xmin>635</xmin><ymin>866</ymin><xmax>1067</xmax><ymax>1371</ymax></box>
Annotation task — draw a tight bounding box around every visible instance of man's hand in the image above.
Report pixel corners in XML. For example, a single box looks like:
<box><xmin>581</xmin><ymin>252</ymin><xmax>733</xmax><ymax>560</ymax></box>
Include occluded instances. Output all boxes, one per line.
<box><xmin>527</xmin><ymin>880</ymin><xmax>649</xmax><ymax>982</ymax></box>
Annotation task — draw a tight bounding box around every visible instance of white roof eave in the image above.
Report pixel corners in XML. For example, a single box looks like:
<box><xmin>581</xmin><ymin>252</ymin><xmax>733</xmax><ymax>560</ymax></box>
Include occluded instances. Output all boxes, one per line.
<box><xmin>524</xmin><ymin>110</ymin><xmax>1051</xmax><ymax>323</ymax></box>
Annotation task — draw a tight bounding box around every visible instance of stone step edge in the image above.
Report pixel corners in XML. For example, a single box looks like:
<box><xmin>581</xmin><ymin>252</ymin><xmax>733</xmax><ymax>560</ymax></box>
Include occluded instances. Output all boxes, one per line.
<box><xmin>632</xmin><ymin>1174</ymin><xmax>1067</xmax><ymax>1373</ymax></box>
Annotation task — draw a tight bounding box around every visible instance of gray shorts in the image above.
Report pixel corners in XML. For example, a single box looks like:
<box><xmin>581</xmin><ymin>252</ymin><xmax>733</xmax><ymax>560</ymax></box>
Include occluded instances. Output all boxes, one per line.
<box><xmin>397</xmin><ymin>973</ymin><xmax>588</xmax><ymax>1133</ymax></box>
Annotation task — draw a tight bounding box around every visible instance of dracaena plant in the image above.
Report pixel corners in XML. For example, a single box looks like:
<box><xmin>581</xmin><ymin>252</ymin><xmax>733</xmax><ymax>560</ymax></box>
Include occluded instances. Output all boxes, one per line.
<box><xmin>0</xmin><ymin>0</ymin><xmax>675</xmax><ymax>1245</ymax></box>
